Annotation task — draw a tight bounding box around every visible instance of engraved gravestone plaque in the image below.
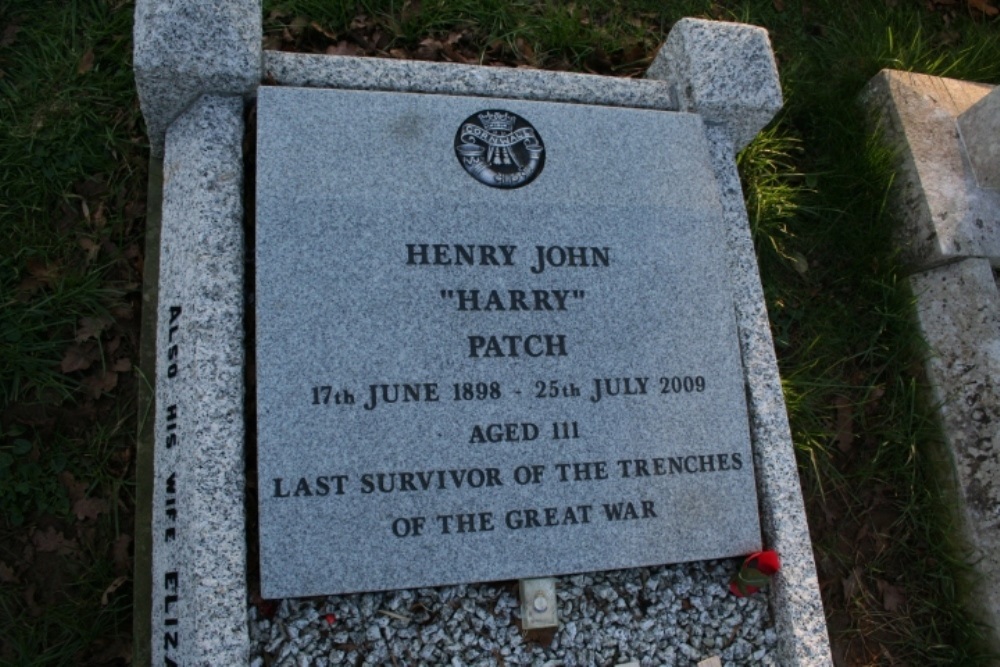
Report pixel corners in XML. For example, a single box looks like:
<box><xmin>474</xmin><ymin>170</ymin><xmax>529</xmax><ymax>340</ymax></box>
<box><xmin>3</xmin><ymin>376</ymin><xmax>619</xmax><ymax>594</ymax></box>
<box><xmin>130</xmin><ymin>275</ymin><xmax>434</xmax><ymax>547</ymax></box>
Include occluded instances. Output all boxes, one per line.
<box><xmin>255</xmin><ymin>86</ymin><xmax>761</xmax><ymax>598</ymax></box>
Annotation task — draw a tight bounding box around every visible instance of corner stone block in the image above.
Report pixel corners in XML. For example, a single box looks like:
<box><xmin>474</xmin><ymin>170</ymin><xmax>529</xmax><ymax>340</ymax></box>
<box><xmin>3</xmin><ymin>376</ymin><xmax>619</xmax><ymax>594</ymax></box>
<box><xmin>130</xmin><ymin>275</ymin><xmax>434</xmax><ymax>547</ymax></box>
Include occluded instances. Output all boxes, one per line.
<box><xmin>959</xmin><ymin>87</ymin><xmax>1000</xmax><ymax>190</ymax></box>
<box><xmin>134</xmin><ymin>0</ymin><xmax>261</xmax><ymax>155</ymax></box>
<box><xmin>152</xmin><ymin>94</ymin><xmax>248</xmax><ymax>667</ymax></box>
<box><xmin>648</xmin><ymin>18</ymin><xmax>782</xmax><ymax>152</ymax></box>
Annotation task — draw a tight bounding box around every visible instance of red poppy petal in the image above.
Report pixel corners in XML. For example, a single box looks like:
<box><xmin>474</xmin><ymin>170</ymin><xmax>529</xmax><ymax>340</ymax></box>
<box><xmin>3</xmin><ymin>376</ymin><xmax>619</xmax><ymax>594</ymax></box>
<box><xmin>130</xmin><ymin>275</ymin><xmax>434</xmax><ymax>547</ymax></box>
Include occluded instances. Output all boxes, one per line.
<box><xmin>753</xmin><ymin>550</ymin><xmax>781</xmax><ymax>576</ymax></box>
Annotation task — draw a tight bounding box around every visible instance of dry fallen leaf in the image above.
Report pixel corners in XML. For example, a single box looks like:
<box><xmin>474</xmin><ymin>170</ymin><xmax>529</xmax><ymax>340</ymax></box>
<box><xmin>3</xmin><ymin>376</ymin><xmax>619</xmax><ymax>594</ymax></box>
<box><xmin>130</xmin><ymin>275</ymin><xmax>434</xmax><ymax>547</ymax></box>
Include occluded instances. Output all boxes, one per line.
<box><xmin>32</xmin><ymin>526</ymin><xmax>78</xmax><ymax>555</ymax></box>
<box><xmin>101</xmin><ymin>575</ymin><xmax>128</xmax><ymax>606</ymax></box>
<box><xmin>842</xmin><ymin>566</ymin><xmax>864</xmax><ymax>601</ymax></box>
<box><xmin>0</xmin><ymin>22</ymin><xmax>20</xmax><ymax>47</ymax></box>
<box><xmin>0</xmin><ymin>561</ymin><xmax>17</xmax><ymax>583</ymax></box>
<box><xmin>263</xmin><ymin>33</ymin><xmax>282</xmax><ymax>50</ymax></box>
<box><xmin>78</xmin><ymin>237</ymin><xmax>100</xmax><ymax>263</ymax></box>
<box><xmin>112</xmin><ymin>357</ymin><xmax>132</xmax><ymax>373</ymax></box>
<box><xmin>876</xmin><ymin>578</ymin><xmax>906</xmax><ymax>612</ymax></box>
<box><xmin>26</xmin><ymin>258</ymin><xmax>61</xmax><ymax>283</ymax></box>
<box><xmin>105</xmin><ymin>335</ymin><xmax>122</xmax><ymax>356</ymax></box>
<box><xmin>75</xmin><ymin>315</ymin><xmax>111</xmax><ymax>342</ymax></box>
<box><xmin>415</xmin><ymin>37</ymin><xmax>443</xmax><ymax>61</ymax></box>
<box><xmin>968</xmin><ymin>0</ymin><xmax>999</xmax><ymax>14</ymax></box>
<box><xmin>60</xmin><ymin>342</ymin><xmax>98</xmax><ymax>373</ymax></box>
<box><xmin>326</xmin><ymin>40</ymin><xmax>360</xmax><ymax>56</ymax></box>
<box><xmin>350</xmin><ymin>14</ymin><xmax>372</xmax><ymax>31</ymax></box>
<box><xmin>309</xmin><ymin>20</ymin><xmax>338</xmax><ymax>40</ymax></box>
<box><xmin>82</xmin><ymin>370</ymin><xmax>118</xmax><ymax>398</ymax></box>
<box><xmin>73</xmin><ymin>496</ymin><xmax>109</xmax><ymax>521</ymax></box>
<box><xmin>112</xmin><ymin>534</ymin><xmax>132</xmax><ymax>573</ymax></box>
<box><xmin>24</xmin><ymin>583</ymin><xmax>42</xmax><ymax>617</ymax></box>
<box><xmin>59</xmin><ymin>471</ymin><xmax>88</xmax><ymax>503</ymax></box>
<box><xmin>77</xmin><ymin>49</ymin><xmax>94</xmax><ymax>74</ymax></box>
<box><xmin>90</xmin><ymin>201</ymin><xmax>106</xmax><ymax>229</ymax></box>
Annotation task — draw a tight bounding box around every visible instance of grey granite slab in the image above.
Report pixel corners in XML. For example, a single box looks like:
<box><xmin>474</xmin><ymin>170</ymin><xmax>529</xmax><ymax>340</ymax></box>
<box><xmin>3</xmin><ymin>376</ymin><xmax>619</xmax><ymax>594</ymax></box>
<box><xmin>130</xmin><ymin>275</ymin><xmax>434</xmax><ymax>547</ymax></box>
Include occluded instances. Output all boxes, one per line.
<box><xmin>263</xmin><ymin>51</ymin><xmax>676</xmax><ymax>111</ymax></box>
<box><xmin>152</xmin><ymin>94</ymin><xmax>248</xmax><ymax>666</ymax></box>
<box><xmin>134</xmin><ymin>0</ymin><xmax>261</xmax><ymax>155</ymax></box>
<box><xmin>959</xmin><ymin>87</ymin><xmax>1000</xmax><ymax>191</ymax></box>
<box><xmin>255</xmin><ymin>86</ymin><xmax>761</xmax><ymax>598</ymax></box>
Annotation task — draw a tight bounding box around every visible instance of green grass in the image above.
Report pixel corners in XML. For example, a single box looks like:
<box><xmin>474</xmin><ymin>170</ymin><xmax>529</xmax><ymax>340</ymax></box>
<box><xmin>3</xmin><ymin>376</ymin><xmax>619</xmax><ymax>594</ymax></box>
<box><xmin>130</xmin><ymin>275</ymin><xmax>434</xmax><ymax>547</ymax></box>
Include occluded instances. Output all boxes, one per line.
<box><xmin>728</xmin><ymin>1</ymin><xmax>1000</xmax><ymax>662</ymax></box>
<box><xmin>0</xmin><ymin>0</ymin><xmax>141</xmax><ymax>663</ymax></box>
<box><xmin>1</xmin><ymin>0</ymin><xmax>998</xmax><ymax>663</ymax></box>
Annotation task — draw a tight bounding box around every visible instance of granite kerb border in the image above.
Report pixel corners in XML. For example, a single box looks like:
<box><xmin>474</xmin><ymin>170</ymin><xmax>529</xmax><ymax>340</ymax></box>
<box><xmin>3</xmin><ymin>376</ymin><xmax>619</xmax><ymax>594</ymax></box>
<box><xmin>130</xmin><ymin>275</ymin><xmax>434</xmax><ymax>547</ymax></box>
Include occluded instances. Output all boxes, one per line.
<box><xmin>139</xmin><ymin>29</ymin><xmax>831</xmax><ymax>667</ymax></box>
<box><xmin>262</xmin><ymin>51</ymin><xmax>677</xmax><ymax>111</ymax></box>
<box><xmin>147</xmin><ymin>94</ymin><xmax>250</xmax><ymax>667</ymax></box>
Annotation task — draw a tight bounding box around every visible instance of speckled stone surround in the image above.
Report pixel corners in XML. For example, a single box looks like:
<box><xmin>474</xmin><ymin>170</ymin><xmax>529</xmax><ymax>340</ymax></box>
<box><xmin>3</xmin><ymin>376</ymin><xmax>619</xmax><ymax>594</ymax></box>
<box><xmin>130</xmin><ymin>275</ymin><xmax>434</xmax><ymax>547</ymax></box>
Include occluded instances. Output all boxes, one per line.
<box><xmin>136</xmin><ymin>9</ymin><xmax>832</xmax><ymax>665</ymax></box>
<box><xmin>702</xmin><ymin>125</ymin><xmax>831</xmax><ymax>666</ymax></box>
<box><xmin>866</xmin><ymin>69</ymin><xmax>1000</xmax><ymax>653</ymax></box>
<box><xmin>152</xmin><ymin>95</ymin><xmax>248</xmax><ymax>666</ymax></box>
<box><xmin>263</xmin><ymin>51</ymin><xmax>676</xmax><ymax>111</ymax></box>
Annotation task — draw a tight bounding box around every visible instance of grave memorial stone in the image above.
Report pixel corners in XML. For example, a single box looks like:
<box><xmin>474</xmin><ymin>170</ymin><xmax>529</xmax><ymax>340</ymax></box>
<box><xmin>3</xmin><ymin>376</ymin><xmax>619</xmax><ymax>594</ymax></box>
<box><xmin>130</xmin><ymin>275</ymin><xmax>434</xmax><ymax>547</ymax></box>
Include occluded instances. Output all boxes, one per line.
<box><xmin>134</xmin><ymin>2</ymin><xmax>833</xmax><ymax>663</ymax></box>
<box><xmin>255</xmin><ymin>88</ymin><xmax>762</xmax><ymax>597</ymax></box>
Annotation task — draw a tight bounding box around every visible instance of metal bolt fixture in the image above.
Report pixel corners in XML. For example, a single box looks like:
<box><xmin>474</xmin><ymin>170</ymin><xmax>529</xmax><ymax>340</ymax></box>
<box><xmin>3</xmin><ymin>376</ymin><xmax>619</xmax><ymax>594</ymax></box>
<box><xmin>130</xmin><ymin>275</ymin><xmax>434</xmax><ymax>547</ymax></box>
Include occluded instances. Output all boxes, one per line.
<box><xmin>519</xmin><ymin>577</ymin><xmax>558</xmax><ymax>630</ymax></box>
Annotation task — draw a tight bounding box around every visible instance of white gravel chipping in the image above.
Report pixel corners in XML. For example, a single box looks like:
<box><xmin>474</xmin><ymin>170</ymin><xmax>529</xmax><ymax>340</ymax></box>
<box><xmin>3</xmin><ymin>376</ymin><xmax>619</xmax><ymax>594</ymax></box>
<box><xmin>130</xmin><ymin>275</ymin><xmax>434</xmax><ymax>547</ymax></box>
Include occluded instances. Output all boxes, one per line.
<box><xmin>249</xmin><ymin>559</ymin><xmax>777</xmax><ymax>666</ymax></box>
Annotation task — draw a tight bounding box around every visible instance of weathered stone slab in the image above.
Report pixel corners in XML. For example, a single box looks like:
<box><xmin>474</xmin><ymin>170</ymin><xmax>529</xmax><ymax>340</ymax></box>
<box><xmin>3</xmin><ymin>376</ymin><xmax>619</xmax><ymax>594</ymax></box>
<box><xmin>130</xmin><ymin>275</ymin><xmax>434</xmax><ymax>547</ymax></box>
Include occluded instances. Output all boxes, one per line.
<box><xmin>959</xmin><ymin>87</ymin><xmax>1000</xmax><ymax>191</ymax></box>
<box><xmin>911</xmin><ymin>257</ymin><xmax>1000</xmax><ymax>645</ymax></box>
<box><xmin>152</xmin><ymin>95</ymin><xmax>248</xmax><ymax>665</ymax></box>
<box><xmin>255</xmin><ymin>86</ymin><xmax>762</xmax><ymax>598</ymax></box>
<box><xmin>867</xmin><ymin>68</ymin><xmax>1000</xmax><ymax>654</ymax></box>
<box><xmin>863</xmin><ymin>70</ymin><xmax>1000</xmax><ymax>268</ymax></box>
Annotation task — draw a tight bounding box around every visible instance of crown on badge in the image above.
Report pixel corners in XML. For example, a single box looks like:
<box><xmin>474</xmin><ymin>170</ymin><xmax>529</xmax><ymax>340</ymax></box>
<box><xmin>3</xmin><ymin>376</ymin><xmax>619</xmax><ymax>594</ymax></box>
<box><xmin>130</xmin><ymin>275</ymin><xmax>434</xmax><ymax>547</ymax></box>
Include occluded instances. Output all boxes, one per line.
<box><xmin>478</xmin><ymin>111</ymin><xmax>516</xmax><ymax>132</ymax></box>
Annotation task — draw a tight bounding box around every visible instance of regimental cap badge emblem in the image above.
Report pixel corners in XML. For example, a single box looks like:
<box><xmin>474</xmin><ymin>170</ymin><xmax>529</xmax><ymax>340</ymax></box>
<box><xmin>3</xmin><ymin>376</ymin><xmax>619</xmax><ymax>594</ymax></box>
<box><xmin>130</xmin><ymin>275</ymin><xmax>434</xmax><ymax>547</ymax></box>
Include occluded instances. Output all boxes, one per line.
<box><xmin>454</xmin><ymin>109</ymin><xmax>545</xmax><ymax>189</ymax></box>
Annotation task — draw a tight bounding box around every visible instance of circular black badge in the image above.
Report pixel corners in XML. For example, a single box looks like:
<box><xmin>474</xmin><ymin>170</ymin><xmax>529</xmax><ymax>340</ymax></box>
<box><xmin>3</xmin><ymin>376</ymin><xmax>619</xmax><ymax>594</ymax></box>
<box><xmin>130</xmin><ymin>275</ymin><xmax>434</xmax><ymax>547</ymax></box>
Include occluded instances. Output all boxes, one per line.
<box><xmin>454</xmin><ymin>110</ymin><xmax>545</xmax><ymax>189</ymax></box>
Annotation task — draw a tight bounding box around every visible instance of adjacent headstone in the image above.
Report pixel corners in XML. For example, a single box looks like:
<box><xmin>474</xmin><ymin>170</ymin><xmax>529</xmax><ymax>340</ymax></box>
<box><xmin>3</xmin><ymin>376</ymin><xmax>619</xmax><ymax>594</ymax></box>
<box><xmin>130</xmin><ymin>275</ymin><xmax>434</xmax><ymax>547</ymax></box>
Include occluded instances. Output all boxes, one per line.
<box><xmin>255</xmin><ymin>87</ymin><xmax>762</xmax><ymax>598</ymax></box>
<box><xmin>958</xmin><ymin>87</ymin><xmax>1000</xmax><ymax>191</ymax></box>
<box><xmin>863</xmin><ymin>71</ymin><xmax>1000</xmax><ymax>267</ymax></box>
<box><xmin>866</xmin><ymin>69</ymin><xmax>1000</xmax><ymax>654</ymax></box>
